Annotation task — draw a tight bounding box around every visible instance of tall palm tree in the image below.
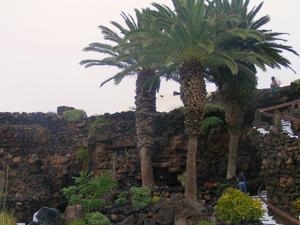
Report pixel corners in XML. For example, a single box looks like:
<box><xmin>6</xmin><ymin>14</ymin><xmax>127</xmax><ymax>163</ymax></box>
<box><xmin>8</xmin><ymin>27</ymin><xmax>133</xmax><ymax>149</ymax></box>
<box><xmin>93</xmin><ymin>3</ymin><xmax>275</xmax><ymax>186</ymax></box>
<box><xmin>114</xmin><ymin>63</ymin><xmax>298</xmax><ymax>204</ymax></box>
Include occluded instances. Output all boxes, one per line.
<box><xmin>211</xmin><ymin>64</ymin><xmax>258</xmax><ymax>180</ymax></box>
<box><xmin>210</xmin><ymin>0</ymin><xmax>298</xmax><ymax>179</ymax></box>
<box><xmin>133</xmin><ymin>0</ymin><xmax>267</xmax><ymax>199</ymax></box>
<box><xmin>80</xmin><ymin>9</ymin><xmax>161</xmax><ymax>187</ymax></box>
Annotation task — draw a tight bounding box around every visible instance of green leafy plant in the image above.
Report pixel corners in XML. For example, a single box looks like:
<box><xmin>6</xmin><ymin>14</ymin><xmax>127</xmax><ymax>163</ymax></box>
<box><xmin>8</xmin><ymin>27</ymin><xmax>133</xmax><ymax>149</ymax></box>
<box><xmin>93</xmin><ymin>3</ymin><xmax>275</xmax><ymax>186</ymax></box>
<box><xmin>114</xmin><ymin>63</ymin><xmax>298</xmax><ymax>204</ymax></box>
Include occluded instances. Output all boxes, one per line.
<box><xmin>291</xmin><ymin>79</ymin><xmax>300</xmax><ymax>93</ymax></box>
<box><xmin>62</xmin><ymin>172</ymin><xmax>117</xmax><ymax>212</ymax></box>
<box><xmin>115</xmin><ymin>192</ymin><xmax>128</xmax><ymax>206</ymax></box>
<box><xmin>201</xmin><ymin>117</ymin><xmax>223</xmax><ymax>135</ymax></box>
<box><xmin>75</xmin><ymin>148</ymin><xmax>89</xmax><ymax>172</ymax></box>
<box><xmin>292</xmin><ymin>197</ymin><xmax>300</xmax><ymax>215</ymax></box>
<box><xmin>88</xmin><ymin>116</ymin><xmax>109</xmax><ymax>134</ymax></box>
<box><xmin>130</xmin><ymin>186</ymin><xmax>152</xmax><ymax>209</ymax></box>
<box><xmin>204</xmin><ymin>104</ymin><xmax>225</xmax><ymax>121</ymax></box>
<box><xmin>0</xmin><ymin>211</ymin><xmax>17</xmax><ymax>225</ymax></box>
<box><xmin>63</xmin><ymin>109</ymin><xmax>87</xmax><ymax>122</ymax></box>
<box><xmin>198</xmin><ymin>220</ymin><xmax>215</xmax><ymax>225</ymax></box>
<box><xmin>85</xmin><ymin>212</ymin><xmax>112</xmax><ymax>225</ymax></box>
<box><xmin>177</xmin><ymin>172</ymin><xmax>186</xmax><ymax>187</ymax></box>
<box><xmin>215</xmin><ymin>188</ymin><xmax>264</xmax><ymax>225</ymax></box>
<box><xmin>69</xmin><ymin>219</ymin><xmax>86</xmax><ymax>225</ymax></box>
<box><xmin>151</xmin><ymin>196</ymin><xmax>161</xmax><ymax>205</ymax></box>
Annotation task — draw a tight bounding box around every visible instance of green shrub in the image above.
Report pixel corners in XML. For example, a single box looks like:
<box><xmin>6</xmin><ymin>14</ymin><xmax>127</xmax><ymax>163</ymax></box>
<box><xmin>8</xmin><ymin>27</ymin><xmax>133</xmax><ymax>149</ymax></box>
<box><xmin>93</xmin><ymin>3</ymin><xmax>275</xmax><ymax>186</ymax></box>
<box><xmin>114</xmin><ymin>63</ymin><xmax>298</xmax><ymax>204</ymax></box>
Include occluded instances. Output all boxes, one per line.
<box><xmin>177</xmin><ymin>172</ymin><xmax>186</xmax><ymax>187</ymax></box>
<box><xmin>291</xmin><ymin>79</ymin><xmax>300</xmax><ymax>93</ymax></box>
<box><xmin>204</xmin><ymin>104</ymin><xmax>225</xmax><ymax>120</ymax></box>
<box><xmin>85</xmin><ymin>212</ymin><xmax>112</xmax><ymax>225</ymax></box>
<box><xmin>130</xmin><ymin>186</ymin><xmax>152</xmax><ymax>209</ymax></box>
<box><xmin>215</xmin><ymin>188</ymin><xmax>264</xmax><ymax>225</ymax></box>
<box><xmin>62</xmin><ymin>172</ymin><xmax>117</xmax><ymax>212</ymax></box>
<box><xmin>63</xmin><ymin>109</ymin><xmax>87</xmax><ymax>122</ymax></box>
<box><xmin>115</xmin><ymin>192</ymin><xmax>128</xmax><ymax>206</ymax></box>
<box><xmin>292</xmin><ymin>197</ymin><xmax>300</xmax><ymax>215</ymax></box>
<box><xmin>69</xmin><ymin>219</ymin><xmax>86</xmax><ymax>225</ymax></box>
<box><xmin>88</xmin><ymin>116</ymin><xmax>109</xmax><ymax>134</ymax></box>
<box><xmin>198</xmin><ymin>220</ymin><xmax>215</xmax><ymax>225</ymax></box>
<box><xmin>151</xmin><ymin>195</ymin><xmax>161</xmax><ymax>205</ymax></box>
<box><xmin>75</xmin><ymin>148</ymin><xmax>89</xmax><ymax>172</ymax></box>
<box><xmin>201</xmin><ymin>116</ymin><xmax>223</xmax><ymax>135</ymax></box>
<box><xmin>0</xmin><ymin>211</ymin><xmax>17</xmax><ymax>225</ymax></box>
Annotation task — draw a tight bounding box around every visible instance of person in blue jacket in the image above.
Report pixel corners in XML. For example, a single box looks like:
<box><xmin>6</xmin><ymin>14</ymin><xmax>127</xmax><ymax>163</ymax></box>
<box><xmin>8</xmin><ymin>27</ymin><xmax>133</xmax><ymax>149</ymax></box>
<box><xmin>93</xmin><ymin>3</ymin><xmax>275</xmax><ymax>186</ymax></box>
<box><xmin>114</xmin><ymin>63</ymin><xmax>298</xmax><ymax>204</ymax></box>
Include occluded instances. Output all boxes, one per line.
<box><xmin>237</xmin><ymin>172</ymin><xmax>248</xmax><ymax>193</ymax></box>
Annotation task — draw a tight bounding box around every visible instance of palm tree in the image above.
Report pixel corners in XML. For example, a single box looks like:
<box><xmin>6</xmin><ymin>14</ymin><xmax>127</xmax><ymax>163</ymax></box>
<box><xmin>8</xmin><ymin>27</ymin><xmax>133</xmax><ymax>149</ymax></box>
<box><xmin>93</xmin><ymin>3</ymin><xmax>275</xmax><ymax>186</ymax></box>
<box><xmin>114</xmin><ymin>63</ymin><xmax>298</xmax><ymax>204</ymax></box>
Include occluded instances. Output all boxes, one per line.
<box><xmin>80</xmin><ymin>9</ymin><xmax>161</xmax><ymax>187</ymax></box>
<box><xmin>134</xmin><ymin>0</ymin><xmax>266</xmax><ymax>199</ymax></box>
<box><xmin>211</xmin><ymin>64</ymin><xmax>258</xmax><ymax>180</ymax></box>
<box><xmin>210</xmin><ymin>0</ymin><xmax>298</xmax><ymax>179</ymax></box>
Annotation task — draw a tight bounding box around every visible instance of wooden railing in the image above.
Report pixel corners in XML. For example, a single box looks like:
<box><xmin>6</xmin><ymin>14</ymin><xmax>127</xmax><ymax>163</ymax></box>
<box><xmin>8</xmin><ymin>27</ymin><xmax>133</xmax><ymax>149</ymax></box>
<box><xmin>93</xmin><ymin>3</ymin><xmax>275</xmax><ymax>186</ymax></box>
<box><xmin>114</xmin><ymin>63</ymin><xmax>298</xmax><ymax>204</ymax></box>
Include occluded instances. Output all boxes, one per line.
<box><xmin>259</xmin><ymin>99</ymin><xmax>300</xmax><ymax>113</ymax></box>
<box><xmin>258</xmin><ymin>186</ymin><xmax>300</xmax><ymax>225</ymax></box>
<box><xmin>259</xmin><ymin>99</ymin><xmax>300</xmax><ymax>123</ymax></box>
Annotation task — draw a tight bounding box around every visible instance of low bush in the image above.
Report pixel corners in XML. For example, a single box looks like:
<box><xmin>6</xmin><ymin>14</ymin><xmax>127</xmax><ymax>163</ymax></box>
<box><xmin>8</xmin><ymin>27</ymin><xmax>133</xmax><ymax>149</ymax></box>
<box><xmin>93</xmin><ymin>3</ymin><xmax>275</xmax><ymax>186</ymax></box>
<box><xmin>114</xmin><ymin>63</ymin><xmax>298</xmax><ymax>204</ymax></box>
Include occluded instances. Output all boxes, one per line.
<box><xmin>198</xmin><ymin>220</ymin><xmax>215</xmax><ymax>225</ymax></box>
<box><xmin>204</xmin><ymin>104</ymin><xmax>225</xmax><ymax>120</ymax></box>
<box><xmin>0</xmin><ymin>211</ymin><xmax>17</xmax><ymax>225</ymax></box>
<box><xmin>291</xmin><ymin>79</ymin><xmax>300</xmax><ymax>93</ymax></box>
<box><xmin>177</xmin><ymin>172</ymin><xmax>186</xmax><ymax>187</ymax></box>
<box><xmin>201</xmin><ymin>116</ymin><xmax>223</xmax><ymax>135</ymax></box>
<box><xmin>69</xmin><ymin>219</ymin><xmax>86</xmax><ymax>225</ymax></box>
<box><xmin>75</xmin><ymin>148</ymin><xmax>89</xmax><ymax>172</ymax></box>
<box><xmin>151</xmin><ymin>195</ymin><xmax>161</xmax><ymax>205</ymax></box>
<box><xmin>85</xmin><ymin>212</ymin><xmax>112</xmax><ymax>225</ymax></box>
<box><xmin>88</xmin><ymin>116</ymin><xmax>109</xmax><ymax>134</ymax></box>
<box><xmin>292</xmin><ymin>197</ymin><xmax>300</xmax><ymax>215</ymax></box>
<box><xmin>115</xmin><ymin>192</ymin><xmax>128</xmax><ymax>206</ymax></box>
<box><xmin>63</xmin><ymin>172</ymin><xmax>117</xmax><ymax>212</ymax></box>
<box><xmin>130</xmin><ymin>186</ymin><xmax>152</xmax><ymax>209</ymax></box>
<box><xmin>215</xmin><ymin>188</ymin><xmax>264</xmax><ymax>225</ymax></box>
<box><xmin>63</xmin><ymin>109</ymin><xmax>87</xmax><ymax>122</ymax></box>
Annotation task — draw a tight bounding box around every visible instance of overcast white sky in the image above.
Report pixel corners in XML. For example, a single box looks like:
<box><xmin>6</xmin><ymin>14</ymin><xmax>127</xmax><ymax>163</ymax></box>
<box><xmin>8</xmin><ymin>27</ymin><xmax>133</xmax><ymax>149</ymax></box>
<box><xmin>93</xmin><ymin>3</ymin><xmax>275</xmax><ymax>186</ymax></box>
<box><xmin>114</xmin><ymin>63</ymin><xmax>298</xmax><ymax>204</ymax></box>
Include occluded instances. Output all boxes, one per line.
<box><xmin>0</xmin><ymin>0</ymin><xmax>299</xmax><ymax>115</ymax></box>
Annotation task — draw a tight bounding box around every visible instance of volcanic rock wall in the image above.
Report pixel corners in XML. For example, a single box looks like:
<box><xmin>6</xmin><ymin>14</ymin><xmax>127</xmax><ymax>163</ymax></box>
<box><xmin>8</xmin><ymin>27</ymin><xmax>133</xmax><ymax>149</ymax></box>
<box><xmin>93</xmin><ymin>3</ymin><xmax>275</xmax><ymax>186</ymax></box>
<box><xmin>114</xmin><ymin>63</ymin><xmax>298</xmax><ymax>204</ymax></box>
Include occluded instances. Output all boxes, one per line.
<box><xmin>0</xmin><ymin>112</ymin><xmax>87</xmax><ymax>221</ymax></box>
<box><xmin>249</xmin><ymin>129</ymin><xmax>300</xmax><ymax>212</ymax></box>
<box><xmin>89</xmin><ymin>110</ymin><xmax>261</xmax><ymax>187</ymax></box>
<box><xmin>0</xmin><ymin>110</ymin><xmax>261</xmax><ymax>221</ymax></box>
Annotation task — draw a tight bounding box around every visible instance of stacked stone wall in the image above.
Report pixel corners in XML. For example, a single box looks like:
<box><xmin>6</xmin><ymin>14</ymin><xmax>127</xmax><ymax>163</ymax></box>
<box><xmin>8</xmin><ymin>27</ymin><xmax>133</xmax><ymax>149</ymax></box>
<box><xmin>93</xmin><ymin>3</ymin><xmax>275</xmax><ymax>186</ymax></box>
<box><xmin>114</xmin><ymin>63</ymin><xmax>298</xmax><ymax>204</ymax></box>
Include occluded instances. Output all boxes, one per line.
<box><xmin>0</xmin><ymin>112</ymin><xmax>87</xmax><ymax>221</ymax></box>
<box><xmin>0</xmin><ymin>110</ymin><xmax>261</xmax><ymax>221</ymax></box>
<box><xmin>249</xmin><ymin>129</ymin><xmax>300</xmax><ymax>212</ymax></box>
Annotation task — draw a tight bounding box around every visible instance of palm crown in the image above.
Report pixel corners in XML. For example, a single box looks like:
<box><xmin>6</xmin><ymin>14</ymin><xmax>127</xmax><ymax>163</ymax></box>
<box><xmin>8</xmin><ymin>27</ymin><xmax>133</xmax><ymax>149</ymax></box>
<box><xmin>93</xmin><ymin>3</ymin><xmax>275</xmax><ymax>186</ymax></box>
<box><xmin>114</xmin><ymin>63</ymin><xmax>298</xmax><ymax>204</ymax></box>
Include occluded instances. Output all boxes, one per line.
<box><xmin>80</xmin><ymin>9</ymin><xmax>160</xmax><ymax>87</ymax></box>
<box><xmin>210</xmin><ymin>0</ymin><xmax>298</xmax><ymax>103</ymax></box>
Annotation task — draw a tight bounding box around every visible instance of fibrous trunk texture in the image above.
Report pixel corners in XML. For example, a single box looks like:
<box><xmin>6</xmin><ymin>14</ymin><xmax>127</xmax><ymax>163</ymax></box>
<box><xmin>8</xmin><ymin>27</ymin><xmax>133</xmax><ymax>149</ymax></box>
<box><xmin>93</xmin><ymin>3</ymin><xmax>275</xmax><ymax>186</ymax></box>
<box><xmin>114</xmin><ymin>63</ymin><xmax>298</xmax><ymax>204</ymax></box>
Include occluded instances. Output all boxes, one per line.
<box><xmin>224</xmin><ymin>101</ymin><xmax>244</xmax><ymax>180</ymax></box>
<box><xmin>180</xmin><ymin>61</ymin><xmax>206</xmax><ymax>200</ymax></box>
<box><xmin>135</xmin><ymin>69</ymin><xmax>156</xmax><ymax>187</ymax></box>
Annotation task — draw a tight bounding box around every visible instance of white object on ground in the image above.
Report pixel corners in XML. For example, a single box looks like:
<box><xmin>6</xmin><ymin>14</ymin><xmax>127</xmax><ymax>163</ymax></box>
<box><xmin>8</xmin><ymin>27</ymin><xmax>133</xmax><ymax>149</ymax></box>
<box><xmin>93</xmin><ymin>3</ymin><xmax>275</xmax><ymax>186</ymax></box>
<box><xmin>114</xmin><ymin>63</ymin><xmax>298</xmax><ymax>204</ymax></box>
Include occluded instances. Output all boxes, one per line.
<box><xmin>33</xmin><ymin>211</ymin><xmax>38</xmax><ymax>222</ymax></box>
<box><xmin>281</xmin><ymin>119</ymin><xmax>298</xmax><ymax>138</ymax></box>
<box><xmin>252</xmin><ymin>191</ymin><xmax>282</xmax><ymax>225</ymax></box>
<box><xmin>257</xmin><ymin>127</ymin><xmax>270</xmax><ymax>135</ymax></box>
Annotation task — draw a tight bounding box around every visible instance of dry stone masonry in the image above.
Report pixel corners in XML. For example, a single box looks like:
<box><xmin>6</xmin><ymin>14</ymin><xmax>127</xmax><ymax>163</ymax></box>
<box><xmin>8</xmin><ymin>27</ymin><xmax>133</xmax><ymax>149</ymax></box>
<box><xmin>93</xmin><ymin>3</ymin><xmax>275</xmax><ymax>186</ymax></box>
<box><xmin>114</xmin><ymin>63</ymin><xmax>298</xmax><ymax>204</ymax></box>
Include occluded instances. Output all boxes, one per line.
<box><xmin>0</xmin><ymin>108</ymin><xmax>263</xmax><ymax>222</ymax></box>
<box><xmin>249</xmin><ymin>128</ymin><xmax>300</xmax><ymax>213</ymax></box>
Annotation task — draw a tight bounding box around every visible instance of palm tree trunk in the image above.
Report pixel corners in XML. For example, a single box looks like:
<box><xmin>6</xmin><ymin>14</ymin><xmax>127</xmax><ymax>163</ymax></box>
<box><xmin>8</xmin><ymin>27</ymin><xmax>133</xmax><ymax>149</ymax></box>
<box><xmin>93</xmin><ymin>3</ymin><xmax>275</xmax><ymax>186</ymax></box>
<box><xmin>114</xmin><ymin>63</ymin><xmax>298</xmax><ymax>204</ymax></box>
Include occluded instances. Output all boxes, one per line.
<box><xmin>180</xmin><ymin>60</ymin><xmax>206</xmax><ymax>200</ymax></box>
<box><xmin>226</xmin><ymin>131</ymin><xmax>240</xmax><ymax>180</ymax></box>
<box><xmin>224</xmin><ymin>101</ymin><xmax>244</xmax><ymax>180</ymax></box>
<box><xmin>135</xmin><ymin>69</ymin><xmax>156</xmax><ymax>187</ymax></box>
<box><xmin>185</xmin><ymin>136</ymin><xmax>198</xmax><ymax>199</ymax></box>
